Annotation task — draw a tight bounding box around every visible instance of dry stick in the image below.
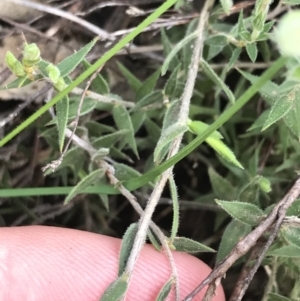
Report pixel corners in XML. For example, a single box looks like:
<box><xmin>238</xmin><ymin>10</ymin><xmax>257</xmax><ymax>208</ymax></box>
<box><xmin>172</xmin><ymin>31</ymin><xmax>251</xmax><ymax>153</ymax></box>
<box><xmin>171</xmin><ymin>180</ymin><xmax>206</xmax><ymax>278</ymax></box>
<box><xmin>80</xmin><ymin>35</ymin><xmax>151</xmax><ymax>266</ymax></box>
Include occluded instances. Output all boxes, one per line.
<box><xmin>63</xmin><ymin>128</ymin><xmax>179</xmax><ymax>297</ymax></box>
<box><xmin>233</xmin><ymin>194</ymin><xmax>296</xmax><ymax>301</ymax></box>
<box><xmin>122</xmin><ymin>0</ymin><xmax>215</xmax><ymax>297</ymax></box>
<box><xmin>228</xmin><ymin>239</ymin><xmax>265</xmax><ymax>301</ymax></box>
<box><xmin>183</xmin><ymin>177</ymin><xmax>300</xmax><ymax>301</ymax></box>
<box><xmin>7</xmin><ymin>0</ymin><xmax>113</xmax><ymax>40</ymax></box>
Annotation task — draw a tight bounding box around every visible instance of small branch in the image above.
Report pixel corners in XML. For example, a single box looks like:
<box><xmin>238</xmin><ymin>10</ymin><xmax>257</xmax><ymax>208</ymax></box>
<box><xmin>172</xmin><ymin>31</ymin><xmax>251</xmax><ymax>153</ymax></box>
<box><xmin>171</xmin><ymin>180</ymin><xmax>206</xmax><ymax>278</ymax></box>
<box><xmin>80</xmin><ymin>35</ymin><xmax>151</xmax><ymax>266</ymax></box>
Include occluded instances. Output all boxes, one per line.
<box><xmin>71</xmin><ymin>87</ymin><xmax>135</xmax><ymax>108</ymax></box>
<box><xmin>183</xmin><ymin>177</ymin><xmax>300</xmax><ymax>301</ymax></box>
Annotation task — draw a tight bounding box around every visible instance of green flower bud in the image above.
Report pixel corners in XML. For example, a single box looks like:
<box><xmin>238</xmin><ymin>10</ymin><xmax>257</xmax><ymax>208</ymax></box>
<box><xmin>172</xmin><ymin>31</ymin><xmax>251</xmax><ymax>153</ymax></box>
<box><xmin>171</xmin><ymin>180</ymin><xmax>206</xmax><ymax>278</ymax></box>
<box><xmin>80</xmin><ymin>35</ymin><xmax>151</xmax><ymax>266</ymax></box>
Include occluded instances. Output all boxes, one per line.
<box><xmin>5</xmin><ymin>51</ymin><xmax>26</xmax><ymax>77</ymax></box>
<box><xmin>54</xmin><ymin>77</ymin><xmax>67</xmax><ymax>91</ymax></box>
<box><xmin>47</xmin><ymin>63</ymin><xmax>61</xmax><ymax>84</ymax></box>
<box><xmin>22</xmin><ymin>43</ymin><xmax>41</xmax><ymax>67</ymax></box>
<box><xmin>258</xmin><ymin>176</ymin><xmax>271</xmax><ymax>193</ymax></box>
<box><xmin>274</xmin><ymin>10</ymin><xmax>300</xmax><ymax>58</ymax></box>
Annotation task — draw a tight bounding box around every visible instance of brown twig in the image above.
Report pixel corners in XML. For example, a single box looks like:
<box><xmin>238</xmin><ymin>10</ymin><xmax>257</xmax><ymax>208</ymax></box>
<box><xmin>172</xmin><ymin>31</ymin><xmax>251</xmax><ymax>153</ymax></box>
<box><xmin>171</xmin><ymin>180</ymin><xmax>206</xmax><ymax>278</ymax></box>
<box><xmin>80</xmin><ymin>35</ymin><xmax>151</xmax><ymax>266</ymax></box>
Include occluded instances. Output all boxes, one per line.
<box><xmin>183</xmin><ymin>177</ymin><xmax>300</xmax><ymax>301</ymax></box>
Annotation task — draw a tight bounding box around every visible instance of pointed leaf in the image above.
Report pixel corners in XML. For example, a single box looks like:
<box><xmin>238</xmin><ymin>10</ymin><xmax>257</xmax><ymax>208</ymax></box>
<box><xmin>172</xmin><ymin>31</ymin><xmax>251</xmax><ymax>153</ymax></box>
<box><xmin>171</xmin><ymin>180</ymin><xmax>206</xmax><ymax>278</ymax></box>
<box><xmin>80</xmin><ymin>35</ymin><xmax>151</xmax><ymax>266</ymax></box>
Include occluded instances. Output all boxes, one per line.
<box><xmin>238</xmin><ymin>69</ymin><xmax>280</xmax><ymax>100</ymax></box>
<box><xmin>68</xmin><ymin>96</ymin><xmax>96</xmax><ymax>119</ymax></box>
<box><xmin>92</xmin><ymin>130</ymin><xmax>128</xmax><ymax>149</ymax></box>
<box><xmin>64</xmin><ymin>169</ymin><xmax>105</xmax><ymax>204</ymax></box>
<box><xmin>147</xmin><ymin>228</ymin><xmax>162</xmax><ymax>251</ymax></box>
<box><xmin>162</xmin><ymin>30</ymin><xmax>198</xmax><ymax>76</ymax></box>
<box><xmin>206</xmin><ymin>137</ymin><xmax>244</xmax><ymax>169</ymax></box>
<box><xmin>228</xmin><ymin>47</ymin><xmax>242</xmax><ymax>70</ymax></box>
<box><xmin>205</xmin><ymin>35</ymin><xmax>228</xmax><ymax>47</ymax></box>
<box><xmin>56</xmin><ymin>95</ymin><xmax>69</xmax><ymax>151</ymax></box>
<box><xmin>220</xmin><ymin>0</ymin><xmax>233</xmax><ymax>14</ymax></box>
<box><xmin>262</xmin><ymin>94</ymin><xmax>293</xmax><ymax>131</ymax></box>
<box><xmin>57</xmin><ymin>38</ymin><xmax>97</xmax><ymax>76</ymax></box>
<box><xmin>216</xmin><ymin>200</ymin><xmax>265</xmax><ymax>226</ymax></box>
<box><xmin>100</xmin><ymin>275</ymin><xmax>128</xmax><ymax>301</ymax></box>
<box><xmin>82</xmin><ymin>60</ymin><xmax>109</xmax><ymax>94</ymax></box>
<box><xmin>161</xmin><ymin>28</ymin><xmax>180</xmax><ymax>71</ymax></box>
<box><xmin>136</xmin><ymin>68</ymin><xmax>161</xmax><ymax>101</ymax></box>
<box><xmin>267</xmin><ymin>293</ymin><xmax>292</xmax><ymax>301</ymax></box>
<box><xmin>287</xmin><ymin>199</ymin><xmax>300</xmax><ymax>216</ymax></box>
<box><xmin>164</xmin><ymin>64</ymin><xmax>181</xmax><ymax>99</ymax></box>
<box><xmin>154</xmin><ymin>123</ymin><xmax>188</xmax><ymax>163</ymax></box>
<box><xmin>1</xmin><ymin>76</ymin><xmax>32</xmax><ymax>90</ymax></box>
<box><xmin>119</xmin><ymin>223</ymin><xmax>138</xmax><ymax>276</ymax></box>
<box><xmin>267</xmin><ymin>245</ymin><xmax>300</xmax><ymax>257</ymax></box>
<box><xmin>114</xmin><ymin>163</ymin><xmax>142</xmax><ymax>181</ymax></box>
<box><xmin>246</xmin><ymin>43</ymin><xmax>258</xmax><ymax>62</ymax></box>
<box><xmin>155</xmin><ymin>278</ymin><xmax>173</xmax><ymax>301</ymax></box>
<box><xmin>172</xmin><ymin>237</ymin><xmax>215</xmax><ymax>253</ymax></box>
<box><xmin>208</xmin><ymin>167</ymin><xmax>236</xmax><ymax>199</ymax></box>
<box><xmin>117</xmin><ymin>62</ymin><xmax>142</xmax><ymax>92</ymax></box>
<box><xmin>281</xmin><ymin>226</ymin><xmax>300</xmax><ymax>248</ymax></box>
<box><xmin>169</xmin><ymin>176</ymin><xmax>179</xmax><ymax>241</ymax></box>
<box><xmin>132</xmin><ymin>90</ymin><xmax>163</xmax><ymax>112</ymax></box>
<box><xmin>112</xmin><ymin>105</ymin><xmax>138</xmax><ymax>157</ymax></box>
<box><xmin>216</xmin><ymin>220</ymin><xmax>251</xmax><ymax>263</ymax></box>
<box><xmin>188</xmin><ymin>120</ymin><xmax>223</xmax><ymax>140</ymax></box>
<box><xmin>201</xmin><ymin>59</ymin><xmax>235</xmax><ymax>104</ymax></box>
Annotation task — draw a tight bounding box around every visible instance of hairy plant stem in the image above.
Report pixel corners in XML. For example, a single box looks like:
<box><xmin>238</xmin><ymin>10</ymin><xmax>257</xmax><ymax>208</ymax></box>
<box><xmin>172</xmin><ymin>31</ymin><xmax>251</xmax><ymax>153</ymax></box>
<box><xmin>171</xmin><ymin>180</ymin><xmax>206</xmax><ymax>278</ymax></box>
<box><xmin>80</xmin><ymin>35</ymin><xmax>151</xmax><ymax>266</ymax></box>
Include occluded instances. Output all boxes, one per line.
<box><xmin>123</xmin><ymin>0</ymin><xmax>215</xmax><ymax>297</ymax></box>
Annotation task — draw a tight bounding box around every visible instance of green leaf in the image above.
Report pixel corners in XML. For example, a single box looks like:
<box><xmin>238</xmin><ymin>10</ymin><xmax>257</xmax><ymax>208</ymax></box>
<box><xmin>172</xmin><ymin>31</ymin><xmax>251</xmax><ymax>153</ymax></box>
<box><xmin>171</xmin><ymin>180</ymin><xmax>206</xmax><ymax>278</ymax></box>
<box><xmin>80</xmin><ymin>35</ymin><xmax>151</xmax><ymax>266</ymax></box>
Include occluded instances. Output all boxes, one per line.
<box><xmin>228</xmin><ymin>47</ymin><xmax>242</xmax><ymax>70</ymax></box>
<box><xmin>57</xmin><ymin>38</ymin><xmax>98</xmax><ymax>77</ymax></box>
<box><xmin>164</xmin><ymin>64</ymin><xmax>181</xmax><ymax>100</ymax></box>
<box><xmin>1</xmin><ymin>76</ymin><xmax>32</xmax><ymax>90</ymax></box>
<box><xmin>161</xmin><ymin>28</ymin><xmax>180</xmax><ymax>71</ymax></box>
<box><xmin>132</xmin><ymin>90</ymin><xmax>163</xmax><ymax>112</ymax></box>
<box><xmin>82</xmin><ymin>60</ymin><xmax>109</xmax><ymax>94</ymax></box>
<box><xmin>169</xmin><ymin>176</ymin><xmax>179</xmax><ymax>241</ymax></box>
<box><xmin>262</xmin><ymin>94</ymin><xmax>293</xmax><ymax>131</ymax></box>
<box><xmin>154</xmin><ymin>123</ymin><xmax>188</xmax><ymax>163</ymax></box>
<box><xmin>68</xmin><ymin>96</ymin><xmax>96</xmax><ymax>119</ymax></box>
<box><xmin>172</xmin><ymin>237</ymin><xmax>215</xmax><ymax>253</ymax></box>
<box><xmin>267</xmin><ymin>293</ymin><xmax>292</xmax><ymax>301</ymax></box>
<box><xmin>287</xmin><ymin>199</ymin><xmax>300</xmax><ymax>216</ymax></box>
<box><xmin>114</xmin><ymin>163</ymin><xmax>142</xmax><ymax>182</ymax></box>
<box><xmin>208</xmin><ymin>167</ymin><xmax>236</xmax><ymax>199</ymax></box>
<box><xmin>92</xmin><ymin>130</ymin><xmax>128</xmax><ymax>149</ymax></box>
<box><xmin>205</xmin><ymin>35</ymin><xmax>228</xmax><ymax>47</ymax></box>
<box><xmin>64</xmin><ymin>168</ymin><xmax>105</xmax><ymax>204</ymax></box>
<box><xmin>112</xmin><ymin>105</ymin><xmax>138</xmax><ymax>157</ymax></box>
<box><xmin>100</xmin><ymin>275</ymin><xmax>128</xmax><ymax>301</ymax></box>
<box><xmin>136</xmin><ymin>68</ymin><xmax>161</xmax><ymax>101</ymax></box>
<box><xmin>281</xmin><ymin>226</ymin><xmax>300</xmax><ymax>248</ymax></box>
<box><xmin>161</xmin><ymin>30</ymin><xmax>198</xmax><ymax>76</ymax></box>
<box><xmin>201</xmin><ymin>59</ymin><xmax>235</xmax><ymax>104</ymax></box>
<box><xmin>117</xmin><ymin>62</ymin><xmax>142</xmax><ymax>92</ymax></box>
<box><xmin>238</xmin><ymin>178</ymin><xmax>260</xmax><ymax>204</ymax></box>
<box><xmin>220</xmin><ymin>0</ymin><xmax>233</xmax><ymax>14</ymax></box>
<box><xmin>147</xmin><ymin>228</ymin><xmax>162</xmax><ymax>251</ymax></box>
<box><xmin>118</xmin><ymin>223</ymin><xmax>138</xmax><ymax>276</ymax></box>
<box><xmin>238</xmin><ymin>69</ymin><xmax>280</xmax><ymax>100</ymax></box>
<box><xmin>283</xmin><ymin>0</ymin><xmax>300</xmax><ymax>4</ymax></box>
<box><xmin>155</xmin><ymin>278</ymin><xmax>173</xmax><ymax>301</ymax></box>
<box><xmin>216</xmin><ymin>220</ymin><xmax>251</xmax><ymax>263</ymax></box>
<box><xmin>216</xmin><ymin>200</ymin><xmax>265</xmax><ymax>226</ymax></box>
<box><xmin>283</xmin><ymin>87</ymin><xmax>300</xmax><ymax>140</ymax></box>
<box><xmin>267</xmin><ymin>245</ymin><xmax>300</xmax><ymax>257</ymax></box>
<box><xmin>206</xmin><ymin>137</ymin><xmax>244</xmax><ymax>169</ymax></box>
<box><xmin>246</xmin><ymin>43</ymin><xmax>258</xmax><ymax>62</ymax></box>
<box><xmin>56</xmin><ymin>95</ymin><xmax>69</xmax><ymax>151</ymax></box>
<box><xmin>188</xmin><ymin>120</ymin><xmax>223</xmax><ymax>140</ymax></box>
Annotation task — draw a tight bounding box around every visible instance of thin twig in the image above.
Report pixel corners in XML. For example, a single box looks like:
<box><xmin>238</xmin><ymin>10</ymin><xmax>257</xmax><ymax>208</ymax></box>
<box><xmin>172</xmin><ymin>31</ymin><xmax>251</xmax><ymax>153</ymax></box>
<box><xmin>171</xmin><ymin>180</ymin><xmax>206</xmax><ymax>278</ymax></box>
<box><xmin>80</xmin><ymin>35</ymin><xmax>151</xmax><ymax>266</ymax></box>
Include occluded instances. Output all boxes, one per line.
<box><xmin>122</xmin><ymin>0</ymin><xmax>214</xmax><ymax>296</ymax></box>
<box><xmin>7</xmin><ymin>0</ymin><xmax>113</xmax><ymax>40</ymax></box>
<box><xmin>62</xmin><ymin>65</ymin><xmax>104</xmax><ymax>158</ymax></box>
<box><xmin>183</xmin><ymin>177</ymin><xmax>300</xmax><ymax>301</ymax></box>
<box><xmin>62</xmin><ymin>128</ymin><xmax>179</xmax><ymax>298</ymax></box>
<box><xmin>71</xmin><ymin>87</ymin><xmax>135</xmax><ymax>108</ymax></box>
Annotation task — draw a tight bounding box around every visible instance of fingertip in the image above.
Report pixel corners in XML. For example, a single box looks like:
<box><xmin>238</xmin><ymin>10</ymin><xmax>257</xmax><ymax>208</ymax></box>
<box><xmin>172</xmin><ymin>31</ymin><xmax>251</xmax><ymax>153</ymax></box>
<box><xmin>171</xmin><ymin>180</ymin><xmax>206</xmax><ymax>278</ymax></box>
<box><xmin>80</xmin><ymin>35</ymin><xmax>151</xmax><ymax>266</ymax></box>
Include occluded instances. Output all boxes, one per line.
<box><xmin>0</xmin><ymin>226</ymin><xmax>225</xmax><ymax>301</ymax></box>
